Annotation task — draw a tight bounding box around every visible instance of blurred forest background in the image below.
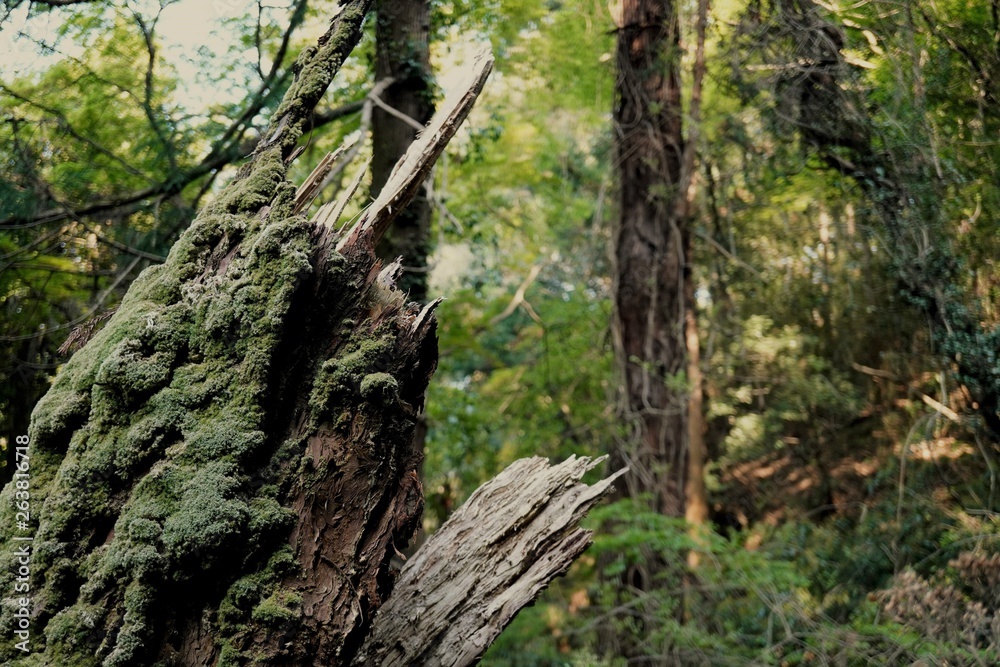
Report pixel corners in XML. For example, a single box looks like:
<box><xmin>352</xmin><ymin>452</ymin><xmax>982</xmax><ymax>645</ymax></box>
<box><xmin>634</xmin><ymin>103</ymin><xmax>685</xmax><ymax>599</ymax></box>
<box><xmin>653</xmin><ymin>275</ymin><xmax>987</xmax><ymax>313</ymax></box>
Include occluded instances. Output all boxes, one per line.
<box><xmin>2</xmin><ymin>0</ymin><xmax>1000</xmax><ymax>664</ymax></box>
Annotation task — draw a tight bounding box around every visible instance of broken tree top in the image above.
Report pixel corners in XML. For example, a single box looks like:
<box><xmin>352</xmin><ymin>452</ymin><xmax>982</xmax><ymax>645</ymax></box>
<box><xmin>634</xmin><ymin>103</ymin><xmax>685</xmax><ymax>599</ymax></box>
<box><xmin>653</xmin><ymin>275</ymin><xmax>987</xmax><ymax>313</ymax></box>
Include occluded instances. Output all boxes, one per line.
<box><xmin>0</xmin><ymin>3</ymin><xmax>621</xmax><ymax>666</ymax></box>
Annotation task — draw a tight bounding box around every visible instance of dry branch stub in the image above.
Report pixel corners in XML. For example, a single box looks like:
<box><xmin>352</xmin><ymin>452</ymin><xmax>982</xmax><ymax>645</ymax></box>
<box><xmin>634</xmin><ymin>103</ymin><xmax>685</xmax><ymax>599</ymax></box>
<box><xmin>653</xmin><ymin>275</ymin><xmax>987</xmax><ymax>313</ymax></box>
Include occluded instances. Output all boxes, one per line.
<box><xmin>355</xmin><ymin>455</ymin><xmax>627</xmax><ymax>667</ymax></box>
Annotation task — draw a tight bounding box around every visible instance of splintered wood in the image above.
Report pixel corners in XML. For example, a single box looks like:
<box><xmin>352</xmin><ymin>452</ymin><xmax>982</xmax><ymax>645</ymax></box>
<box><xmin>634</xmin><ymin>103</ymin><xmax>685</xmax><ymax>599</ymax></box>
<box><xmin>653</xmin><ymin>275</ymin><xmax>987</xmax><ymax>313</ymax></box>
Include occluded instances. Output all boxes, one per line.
<box><xmin>337</xmin><ymin>47</ymin><xmax>494</xmax><ymax>252</ymax></box>
<box><xmin>353</xmin><ymin>456</ymin><xmax>626</xmax><ymax>667</ymax></box>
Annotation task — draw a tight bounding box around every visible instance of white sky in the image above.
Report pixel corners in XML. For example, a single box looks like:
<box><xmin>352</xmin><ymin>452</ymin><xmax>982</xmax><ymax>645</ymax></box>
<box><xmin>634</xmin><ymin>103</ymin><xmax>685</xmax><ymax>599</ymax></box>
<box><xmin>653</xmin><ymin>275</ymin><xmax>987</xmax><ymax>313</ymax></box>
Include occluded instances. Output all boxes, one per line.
<box><xmin>0</xmin><ymin>1</ymin><xmax>293</xmax><ymax>111</ymax></box>
<box><xmin>0</xmin><ymin>1</ymin><xmax>481</xmax><ymax>114</ymax></box>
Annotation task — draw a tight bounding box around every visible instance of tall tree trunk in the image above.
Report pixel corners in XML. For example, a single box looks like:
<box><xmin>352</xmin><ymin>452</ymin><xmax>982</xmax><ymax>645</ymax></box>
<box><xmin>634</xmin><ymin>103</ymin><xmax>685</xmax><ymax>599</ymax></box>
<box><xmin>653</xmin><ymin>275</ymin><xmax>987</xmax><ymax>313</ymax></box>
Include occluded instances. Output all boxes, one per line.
<box><xmin>683</xmin><ymin>0</ymin><xmax>711</xmax><ymax>567</ymax></box>
<box><xmin>372</xmin><ymin>0</ymin><xmax>433</xmax><ymax>304</ymax></box>
<box><xmin>610</xmin><ymin>0</ymin><xmax>688</xmax><ymax>517</ymax></box>
<box><xmin>600</xmin><ymin>3</ymin><xmax>691</xmax><ymax>657</ymax></box>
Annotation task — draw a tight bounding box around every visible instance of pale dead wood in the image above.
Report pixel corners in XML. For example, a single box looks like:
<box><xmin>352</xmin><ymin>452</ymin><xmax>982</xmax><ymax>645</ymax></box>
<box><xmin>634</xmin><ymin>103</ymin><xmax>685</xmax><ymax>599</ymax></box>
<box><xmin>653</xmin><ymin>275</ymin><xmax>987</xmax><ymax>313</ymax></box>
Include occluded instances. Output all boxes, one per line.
<box><xmin>338</xmin><ymin>47</ymin><xmax>494</xmax><ymax>253</ymax></box>
<box><xmin>294</xmin><ymin>147</ymin><xmax>344</xmax><ymax>214</ymax></box>
<box><xmin>353</xmin><ymin>456</ymin><xmax>627</xmax><ymax>667</ymax></box>
<box><xmin>852</xmin><ymin>362</ymin><xmax>960</xmax><ymax>422</ymax></box>
<box><xmin>313</xmin><ymin>156</ymin><xmax>372</xmax><ymax>228</ymax></box>
<box><xmin>920</xmin><ymin>393</ymin><xmax>960</xmax><ymax>423</ymax></box>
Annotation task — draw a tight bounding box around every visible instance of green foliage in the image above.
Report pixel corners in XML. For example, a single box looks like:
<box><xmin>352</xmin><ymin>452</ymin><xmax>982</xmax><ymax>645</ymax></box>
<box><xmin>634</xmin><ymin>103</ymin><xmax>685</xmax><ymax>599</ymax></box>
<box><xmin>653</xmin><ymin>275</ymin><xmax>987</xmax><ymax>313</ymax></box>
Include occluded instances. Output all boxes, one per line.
<box><xmin>5</xmin><ymin>0</ymin><xmax>1000</xmax><ymax>664</ymax></box>
<box><xmin>710</xmin><ymin>315</ymin><xmax>862</xmax><ymax>461</ymax></box>
<box><xmin>487</xmin><ymin>500</ymin><xmax>999</xmax><ymax>665</ymax></box>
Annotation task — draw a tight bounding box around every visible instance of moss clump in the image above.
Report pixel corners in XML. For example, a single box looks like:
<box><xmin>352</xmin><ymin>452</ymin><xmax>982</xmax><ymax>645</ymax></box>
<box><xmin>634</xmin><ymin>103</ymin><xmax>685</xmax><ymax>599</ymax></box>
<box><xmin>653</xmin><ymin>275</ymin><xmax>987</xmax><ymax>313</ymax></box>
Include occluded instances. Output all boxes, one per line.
<box><xmin>213</xmin><ymin>148</ymin><xmax>286</xmax><ymax>215</ymax></box>
<box><xmin>43</xmin><ymin>604</ymin><xmax>104</xmax><ymax>667</ymax></box>
<box><xmin>250</xmin><ymin>589</ymin><xmax>302</xmax><ymax>624</ymax></box>
<box><xmin>218</xmin><ymin>545</ymin><xmax>298</xmax><ymax>648</ymax></box>
<box><xmin>95</xmin><ymin>339</ymin><xmax>175</xmax><ymax>408</ymax></box>
<box><xmin>184</xmin><ymin>408</ymin><xmax>266</xmax><ymax>463</ymax></box>
<box><xmin>309</xmin><ymin>336</ymin><xmax>393</xmax><ymax>423</ymax></box>
<box><xmin>160</xmin><ymin>462</ymin><xmax>250</xmax><ymax>570</ymax></box>
<box><xmin>359</xmin><ymin>372</ymin><xmax>399</xmax><ymax>402</ymax></box>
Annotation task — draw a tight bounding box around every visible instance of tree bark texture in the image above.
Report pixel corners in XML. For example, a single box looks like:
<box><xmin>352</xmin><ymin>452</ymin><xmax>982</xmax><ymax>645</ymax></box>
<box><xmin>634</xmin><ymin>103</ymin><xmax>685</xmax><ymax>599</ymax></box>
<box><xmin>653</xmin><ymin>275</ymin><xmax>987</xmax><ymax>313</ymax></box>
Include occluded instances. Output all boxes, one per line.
<box><xmin>372</xmin><ymin>0</ymin><xmax>434</xmax><ymax>303</ymax></box>
<box><xmin>355</xmin><ymin>456</ymin><xmax>626</xmax><ymax>667</ymax></box>
<box><xmin>0</xmin><ymin>7</ymin><xmax>561</xmax><ymax>667</ymax></box>
<box><xmin>610</xmin><ymin>0</ymin><xmax>689</xmax><ymax>518</ymax></box>
<box><xmin>683</xmin><ymin>0</ymin><xmax>711</xmax><ymax>564</ymax></box>
<box><xmin>601</xmin><ymin>8</ymin><xmax>692</xmax><ymax>658</ymax></box>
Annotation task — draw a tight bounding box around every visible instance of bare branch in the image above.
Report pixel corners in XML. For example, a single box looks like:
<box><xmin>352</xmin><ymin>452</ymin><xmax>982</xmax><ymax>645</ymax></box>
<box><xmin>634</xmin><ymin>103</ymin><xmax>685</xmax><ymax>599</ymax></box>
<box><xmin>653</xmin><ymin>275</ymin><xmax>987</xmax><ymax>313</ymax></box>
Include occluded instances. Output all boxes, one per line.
<box><xmin>131</xmin><ymin>6</ymin><xmax>179</xmax><ymax>172</ymax></box>
<box><xmin>490</xmin><ymin>264</ymin><xmax>544</xmax><ymax>326</ymax></box>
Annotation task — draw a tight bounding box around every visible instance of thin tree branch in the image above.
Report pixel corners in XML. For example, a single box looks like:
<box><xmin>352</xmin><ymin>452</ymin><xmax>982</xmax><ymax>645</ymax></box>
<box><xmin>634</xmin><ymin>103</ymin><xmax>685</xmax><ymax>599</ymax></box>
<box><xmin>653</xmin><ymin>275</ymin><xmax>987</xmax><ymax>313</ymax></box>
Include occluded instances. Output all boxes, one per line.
<box><xmin>131</xmin><ymin>7</ymin><xmax>179</xmax><ymax>172</ymax></box>
<box><xmin>490</xmin><ymin>264</ymin><xmax>543</xmax><ymax>326</ymax></box>
<box><xmin>0</xmin><ymin>0</ymin><xmax>365</xmax><ymax>231</ymax></box>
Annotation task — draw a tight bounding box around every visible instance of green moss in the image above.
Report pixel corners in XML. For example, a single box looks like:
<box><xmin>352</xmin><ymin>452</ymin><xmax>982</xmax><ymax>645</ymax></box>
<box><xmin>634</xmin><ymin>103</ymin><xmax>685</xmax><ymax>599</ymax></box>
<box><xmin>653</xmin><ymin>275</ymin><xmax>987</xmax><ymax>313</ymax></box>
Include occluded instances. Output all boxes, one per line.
<box><xmin>218</xmin><ymin>545</ymin><xmax>298</xmax><ymax>638</ymax></box>
<box><xmin>184</xmin><ymin>407</ymin><xmax>265</xmax><ymax>462</ymax></box>
<box><xmin>216</xmin><ymin>639</ymin><xmax>246</xmax><ymax>667</ymax></box>
<box><xmin>43</xmin><ymin>605</ymin><xmax>104</xmax><ymax>667</ymax></box>
<box><xmin>29</xmin><ymin>389</ymin><xmax>90</xmax><ymax>450</ymax></box>
<box><xmin>265</xmin><ymin>182</ymin><xmax>297</xmax><ymax>222</ymax></box>
<box><xmin>104</xmin><ymin>580</ymin><xmax>158</xmax><ymax>667</ymax></box>
<box><xmin>215</xmin><ymin>148</ymin><xmax>286</xmax><ymax>215</ymax></box>
<box><xmin>245</xmin><ymin>497</ymin><xmax>294</xmax><ymax>551</ymax></box>
<box><xmin>160</xmin><ymin>462</ymin><xmax>250</xmax><ymax>571</ymax></box>
<box><xmin>94</xmin><ymin>339</ymin><xmax>175</xmax><ymax>408</ymax></box>
<box><xmin>250</xmin><ymin>589</ymin><xmax>301</xmax><ymax>624</ymax></box>
<box><xmin>359</xmin><ymin>372</ymin><xmax>399</xmax><ymax>402</ymax></box>
<box><xmin>308</xmin><ymin>335</ymin><xmax>393</xmax><ymax>424</ymax></box>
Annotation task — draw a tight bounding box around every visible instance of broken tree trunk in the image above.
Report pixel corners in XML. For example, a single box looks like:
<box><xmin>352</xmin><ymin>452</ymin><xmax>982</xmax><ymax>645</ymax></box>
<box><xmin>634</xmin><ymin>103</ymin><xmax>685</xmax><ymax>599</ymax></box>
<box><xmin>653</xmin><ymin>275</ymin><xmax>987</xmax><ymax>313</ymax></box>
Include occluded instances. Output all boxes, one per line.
<box><xmin>0</xmin><ymin>4</ymin><xmax>620</xmax><ymax>666</ymax></box>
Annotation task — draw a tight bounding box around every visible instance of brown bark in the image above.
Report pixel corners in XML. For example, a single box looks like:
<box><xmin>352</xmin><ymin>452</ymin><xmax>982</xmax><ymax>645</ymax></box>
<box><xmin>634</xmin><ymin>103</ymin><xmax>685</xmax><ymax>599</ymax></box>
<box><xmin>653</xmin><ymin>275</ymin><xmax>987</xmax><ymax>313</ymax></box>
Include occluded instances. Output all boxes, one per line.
<box><xmin>600</xmin><ymin>5</ymin><xmax>691</xmax><ymax>654</ymax></box>
<box><xmin>683</xmin><ymin>0</ymin><xmax>711</xmax><ymax>566</ymax></box>
<box><xmin>372</xmin><ymin>0</ymin><xmax>434</xmax><ymax>303</ymax></box>
<box><xmin>610</xmin><ymin>0</ymin><xmax>689</xmax><ymax>517</ymax></box>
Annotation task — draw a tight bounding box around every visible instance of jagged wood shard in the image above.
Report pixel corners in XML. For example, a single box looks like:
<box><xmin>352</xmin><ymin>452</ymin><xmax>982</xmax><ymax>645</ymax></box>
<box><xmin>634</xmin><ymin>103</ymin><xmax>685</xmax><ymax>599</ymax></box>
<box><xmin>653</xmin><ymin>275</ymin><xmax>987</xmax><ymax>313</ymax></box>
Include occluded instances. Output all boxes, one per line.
<box><xmin>338</xmin><ymin>46</ymin><xmax>494</xmax><ymax>252</ymax></box>
<box><xmin>354</xmin><ymin>456</ymin><xmax>626</xmax><ymax>667</ymax></box>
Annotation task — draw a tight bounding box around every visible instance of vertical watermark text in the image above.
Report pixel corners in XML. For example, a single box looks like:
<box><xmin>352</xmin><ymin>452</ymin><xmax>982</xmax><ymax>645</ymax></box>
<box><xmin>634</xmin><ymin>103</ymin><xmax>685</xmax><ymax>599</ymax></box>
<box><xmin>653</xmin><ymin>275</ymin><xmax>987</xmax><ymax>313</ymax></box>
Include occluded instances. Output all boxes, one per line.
<box><xmin>10</xmin><ymin>434</ymin><xmax>32</xmax><ymax>653</ymax></box>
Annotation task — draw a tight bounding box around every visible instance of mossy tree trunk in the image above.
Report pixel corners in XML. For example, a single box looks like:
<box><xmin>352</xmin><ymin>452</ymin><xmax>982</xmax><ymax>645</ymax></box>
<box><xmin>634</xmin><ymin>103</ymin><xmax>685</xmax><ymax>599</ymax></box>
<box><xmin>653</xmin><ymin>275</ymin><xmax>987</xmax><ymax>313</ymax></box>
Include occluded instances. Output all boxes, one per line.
<box><xmin>0</xmin><ymin>3</ymin><xmax>398</xmax><ymax>664</ymax></box>
<box><xmin>0</xmin><ymin>5</ymin><xmax>618</xmax><ymax>667</ymax></box>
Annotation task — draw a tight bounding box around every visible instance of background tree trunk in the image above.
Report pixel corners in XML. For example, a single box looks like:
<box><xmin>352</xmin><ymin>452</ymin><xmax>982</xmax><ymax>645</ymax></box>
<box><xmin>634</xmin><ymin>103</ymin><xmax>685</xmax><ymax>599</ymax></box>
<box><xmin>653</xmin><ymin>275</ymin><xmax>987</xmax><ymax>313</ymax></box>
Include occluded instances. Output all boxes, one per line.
<box><xmin>600</xmin><ymin>1</ymin><xmax>693</xmax><ymax>656</ymax></box>
<box><xmin>609</xmin><ymin>0</ymin><xmax>689</xmax><ymax>518</ymax></box>
<box><xmin>372</xmin><ymin>0</ymin><xmax>434</xmax><ymax>304</ymax></box>
<box><xmin>371</xmin><ymin>0</ymin><xmax>435</xmax><ymax>551</ymax></box>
